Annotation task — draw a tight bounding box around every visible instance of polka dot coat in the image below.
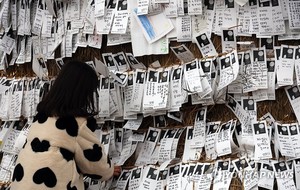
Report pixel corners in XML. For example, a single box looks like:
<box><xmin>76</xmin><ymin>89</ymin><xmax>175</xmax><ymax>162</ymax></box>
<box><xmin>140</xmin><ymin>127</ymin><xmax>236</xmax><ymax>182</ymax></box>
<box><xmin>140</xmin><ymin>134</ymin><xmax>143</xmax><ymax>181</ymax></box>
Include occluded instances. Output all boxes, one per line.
<box><xmin>10</xmin><ymin>113</ymin><xmax>114</xmax><ymax>190</ymax></box>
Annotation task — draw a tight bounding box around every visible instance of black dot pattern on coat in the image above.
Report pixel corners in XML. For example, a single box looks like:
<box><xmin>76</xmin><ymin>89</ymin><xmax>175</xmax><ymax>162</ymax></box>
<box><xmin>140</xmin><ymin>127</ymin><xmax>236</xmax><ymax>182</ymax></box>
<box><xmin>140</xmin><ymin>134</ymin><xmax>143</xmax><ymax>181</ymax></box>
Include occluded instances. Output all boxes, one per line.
<box><xmin>22</xmin><ymin>139</ymin><xmax>27</xmax><ymax>149</ymax></box>
<box><xmin>83</xmin><ymin>144</ymin><xmax>102</xmax><ymax>162</ymax></box>
<box><xmin>55</xmin><ymin>116</ymin><xmax>78</xmax><ymax>137</ymax></box>
<box><xmin>60</xmin><ymin>148</ymin><xmax>74</xmax><ymax>162</ymax></box>
<box><xmin>86</xmin><ymin>117</ymin><xmax>97</xmax><ymax>132</ymax></box>
<box><xmin>33</xmin><ymin>167</ymin><xmax>57</xmax><ymax>188</ymax></box>
<box><xmin>84</xmin><ymin>174</ymin><xmax>102</xmax><ymax>180</ymax></box>
<box><xmin>12</xmin><ymin>163</ymin><xmax>24</xmax><ymax>182</ymax></box>
<box><xmin>67</xmin><ymin>181</ymin><xmax>78</xmax><ymax>190</ymax></box>
<box><xmin>33</xmin><ymin>112</ymin><xmax>48</xmax><ymax>124</ymax></box>
<box><xmin>31</xmin><ymin>138</ymin><xmax>50</xmax><ymax>153</ymax></box>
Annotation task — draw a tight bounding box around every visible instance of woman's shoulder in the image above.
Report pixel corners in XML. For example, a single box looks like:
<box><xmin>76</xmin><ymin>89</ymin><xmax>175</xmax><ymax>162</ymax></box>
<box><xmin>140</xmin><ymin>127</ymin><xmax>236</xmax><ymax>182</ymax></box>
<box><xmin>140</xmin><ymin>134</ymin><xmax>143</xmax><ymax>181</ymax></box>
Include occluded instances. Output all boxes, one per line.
<box><xmin>32</xmin><ymin>113</ymin><xmax>86</xmax><ymax>126</ymax></box>
<box><xmin>32</xmin><ymin>112</ymin><xmax>98</xmax><ymax>132</ymax></box>
<box><xmin>57</xmin><ymin>116</ymin><xmax>97</xmax><ymax>132</ymax></box>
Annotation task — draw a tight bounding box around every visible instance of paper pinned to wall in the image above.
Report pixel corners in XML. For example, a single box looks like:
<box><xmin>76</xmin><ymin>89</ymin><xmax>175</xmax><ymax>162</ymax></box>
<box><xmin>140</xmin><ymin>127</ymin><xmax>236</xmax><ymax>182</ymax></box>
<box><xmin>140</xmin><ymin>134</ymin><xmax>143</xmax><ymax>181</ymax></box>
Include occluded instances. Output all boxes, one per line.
<box><xmin>130</xmin><ymin>2</ymin><xmax>169</xmax><ymax>56</ymax></box>
<box><xmin>194</xmin><ymin>31</ymin><xmax>217</xmax><ymax>57</ymax></box>
<box><xmin>123</xmin><ymin>115</ymin><xmax>143</xmax><ymax>130</ymax></box>
<box><xmin>132</xmin><ymin>8</ymin><xmax>174</xmax><ymax>44</ymax></box>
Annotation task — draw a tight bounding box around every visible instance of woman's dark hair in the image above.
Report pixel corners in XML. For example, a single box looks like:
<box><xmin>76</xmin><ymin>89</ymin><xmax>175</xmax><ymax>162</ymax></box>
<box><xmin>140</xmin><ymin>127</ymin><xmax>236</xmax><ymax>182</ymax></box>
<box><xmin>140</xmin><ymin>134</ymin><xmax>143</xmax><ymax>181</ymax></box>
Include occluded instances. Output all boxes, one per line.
<box><xmin>37</xmin><ymin>60</ymin><xmax>98</xmax><ymax>117</ymax></box>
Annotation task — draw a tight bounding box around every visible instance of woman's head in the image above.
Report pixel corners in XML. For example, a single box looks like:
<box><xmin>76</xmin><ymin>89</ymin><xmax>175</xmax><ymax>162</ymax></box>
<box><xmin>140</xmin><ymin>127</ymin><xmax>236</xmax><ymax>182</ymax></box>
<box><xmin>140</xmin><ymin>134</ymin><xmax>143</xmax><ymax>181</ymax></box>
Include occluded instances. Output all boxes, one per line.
<box><xmin>37</xmin><ymin>60</ymin><xmax>98</xmax><ymax>117</ymax></box>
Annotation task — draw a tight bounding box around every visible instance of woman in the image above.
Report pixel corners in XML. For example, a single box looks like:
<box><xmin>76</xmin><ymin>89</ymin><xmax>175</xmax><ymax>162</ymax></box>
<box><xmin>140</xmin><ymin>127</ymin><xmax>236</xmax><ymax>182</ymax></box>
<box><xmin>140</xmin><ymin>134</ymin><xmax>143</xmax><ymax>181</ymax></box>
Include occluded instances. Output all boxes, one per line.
<box><xmin>10</xmin><ymin>61</ymin><xmax>120</xmax><ymax>190</ymax></box>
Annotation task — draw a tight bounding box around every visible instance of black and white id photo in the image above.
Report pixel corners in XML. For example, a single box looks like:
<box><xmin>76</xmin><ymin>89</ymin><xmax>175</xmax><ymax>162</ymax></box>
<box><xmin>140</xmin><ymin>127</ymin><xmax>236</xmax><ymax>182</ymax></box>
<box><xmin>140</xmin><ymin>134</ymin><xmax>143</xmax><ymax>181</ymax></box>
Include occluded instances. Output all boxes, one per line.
<box><xmin>287</xmin><ymin>86</ymin><xmax>300</xmax><ymax>100</ymax></box>
<box><xmin>207</xmin><ymin>124</ymin><xmax>219</xmax><ymax>135</ymax></box>
<box><xmin>277</xmin><ymin>125</ymin><xmax>288</xmax><ymax>136</ymax></box>
<box><xmin>101</xmin><ymin>77</ymin><xmax>109</xmax><ymax>89</ymax></box>
<box><xmin>220</xmin><ymin>57</ymin><xmax>231</xmax><ymax>69</ymax></box>
<box><xmin>101</xmin><ymin>134</ymin><xmax>110</xmax><ymax>144</ymax></box>
<box><xmin>253</xmin><ymin>50</ymin><xmax>265</xmax><ymax>62</ymax></box>
<box><xmin>131</xmin><ymin>168</ymin><xmax>141</xmax><ymax>179</ymax></box>
<box><xmin>16</xmin><ymin>80</ymin><xmax>23</xmax><ymax>91</ymax></box>
<box><xmin>169</xmin><ymin>165</ymin><xmax>180</xmax><ymax>176</ymax></box>
<box><xmin>110</xmin><ymin>81</ymin><xmax>115</xmax><ymax>89</ymax></box>
<box><xmin>120</xmin><ymin>171</ymin><xmax>131</xmax><ymax>181</ymax></box>
<box><xmin>183</xmin><ymin>1</ymin><xmax>188</xmax><ymax>14</ymax></box>
<box><xmin>127</xmin><ymin>54</ymin><xmax>140</xmax><ymax>65</ymax></box>
<box><xmin>196</xmin><ymin>109</ymin><xmax>205</xmax><ymax>121</ymax></box>
<box><xmin>206</xmin><ymin>0</ymin><xmax>214</xmax><ymax>10</ymax></box>
<box><xmin>187</xmin><ymin>127</ymin><xmax>194</xmax><ymax>140</ymax></box>
<box><xmin>295</xmin><ymin>159</ymin><xmax>300</xmax><ymax>165</ymax></box>
<box><xmin>154</xmin><ymin>115</ymin><xmax>166</xmax><ymax>127</ymax></box>
<box><xmin>158</xmin><ymin>170</ymin><xmax>168</xmax><ymax>180</ymax></box>
<box><xmin>249</xmin><ymin>0</ymin><xmax>257</xmax><ymax>6</ymax></box>
<box><xmin>253</xmin><ymin>123</ymin><xmax>266</xmax><ymax>134</ymax></box>
<box><xmin>295</xmin><ymin>48</ymin><xmax>300</xmax><ymax>59</ymax></box>
<box><xmin>114</xmin><ymin>54</ymin><xmax>127</xmax><ymax>66</ymax></box>
<box><xmin>235</xmin><ymin>123</ymin><xmax>242</xmax><ymax>136</ymax></box>
<box><xmin>282</xmin><ymin>47</ymin><xmax>294</xmax><ymax>59</ymax></box>
<box><xmin>225</xmin><ymin>0</ymin><xmax>234</xmax><ymax>8</ymax></box>
<box><xmin>107</xmin><ymin>0</ymin><xmax>117</xmax><ymax>9</ymax></box>
<box><xmin>148</xmin><ymin>70</ymin><xmax>158</xmax><ymax>82</ymax></box>
<box><xmin>127</xmin><ymin>74</ymin><xmax>133</xmax><ymax>86</ymax></box>
<box><xmin>136</xmin><ymin>72</ymin><xmax>145</xmax><ymax>84</ymax></box>
<box><xmin>103</xmin><ymin>54</ymin><xmax>115</xmax><ymax>67</ymax></box>
<box><xmin>243</xmin><ymin>99</ymin><xmax>255</xmax><ymax>111</ymax></box>
<box><xmin>274</xmin><ymin>162</ymin><xmax>287</xmax><ymax>173</ymax></box>
<box><xmin>234</xmin><ymin>158</ymin><xmax>249</xmax><ymax>170</ymax></box>
<box><xmin>116</xmin><ymin>130</ymin><xmax>122</xmax><ymax>142</ymax></box>
<box><xmin>289</xmin><ymin>125</ymin><xmax>298</xmax><ymax>136</ymax></box>
<box><xmin>200</xmin><ymin>60</ymin><xmax>211</xmax><ymax>73</ymax></box>
<box><xmin>66</xmin><ymin>21</ymin><xmax>72</xmax><ymax>30</ymax></box>
<box><xmin>196</xmin><ymin>33</ymin><xmax>210</xmax><ymax>48</ymax></box>
<box><xmin>231</xmin><ymin>52</ymin><xmax>236</xmax><ymax>64</ymax></box>
<box><xmin>223</xmin><ymin>122</ymin><xmax>231</xmax><ymax>131</ymax></box>
<box><xmin>172</xmin><ymin>68</ymin><xmax>182</xmax><ymax>80</ymax></box>
<box><xmin>260</xmin><ymin>38</ymin><xmax>274</xmax><ymax>50</ymax></box>
<box><xmin>243</xmin><ymin>53</ymin><xmax>251</xmax><ymax>65</ymax></box>
<box><xmin>147</xmin><ymin>167</ymin><xmax>158</xmax><ymax>180</ymax></box>
<box><xmin>117</xmin><ymin>0</ymin><xmax>127</xmax><ymax>10</ymax></box>
<box><xmin>37</xmin><ymin>57</ymin><xmax>46</xmax><ymax>69</ymax></box>
<box><xmin>267</xmin><ymin>60</ymin><xmax>275</xmax><ymax>72</ymax></box>
<box><xmin>223</xmin><ymin>30</ymin><xmax>235</xmax><ymax>41</ymax></box>
<box><xmin>259</xmin><ymin>1</ymin><xmax>270</xmax><ymax>7</ymax></box>
<box><xmin>165</xmin><ymin>129</ymin><xmax>176</xmax><ymax>138</ymax></box>
<box><xmin>217</xmin><ymin>160</ymin><xmax>229</xmax><ymax>171</ymax></box>
<box><xmin>238</xmin><ymin>53</ymin><xmax>243</xmax><ymax>65</ymax></box>
<box><xmin>158</xmin><ymin>71</ymin><xmax>168</xmax><ymax>83</ymax></box>
<box><xmin>227</xmin><ymin>96</ymin><xmax>237</xmax><ymax>111</ymax></box>
<box><xmin>271</xmin><ymin>0</ymin><xmax>279</xmax><ymax>6</ymax></box>
<box><xmin>185</xmin><ymin>61</ymin><xmax>197</xmax><ymax>71</ymax></box>
<box><xmin>147</xmin><ymin>129</ymin><xmax>159</xmax><ymax>142</ymax></box>
<box><xmin>261</xmin><ymin>163</ymin><xmax>273</xmax><ymax>171</ymax></box>
<box><xmin>159</xmin><ymin>130</ymin><xmax>166</xmax><ymax>142</ymax></box>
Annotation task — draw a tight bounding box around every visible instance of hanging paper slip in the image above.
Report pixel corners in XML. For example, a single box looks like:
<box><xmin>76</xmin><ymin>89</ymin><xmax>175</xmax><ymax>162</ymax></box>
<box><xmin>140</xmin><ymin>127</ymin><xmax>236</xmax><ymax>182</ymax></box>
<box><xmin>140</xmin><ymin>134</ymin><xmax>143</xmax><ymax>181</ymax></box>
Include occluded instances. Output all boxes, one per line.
<box><xmin>132</xmin><ymin>9</ymin><xmax>174</xmax><ymax>44</ymax></box>
<box><xmin>194</xmin><ymin>31</ymin><xmax>217</xmax><ymax>57</ymax></box>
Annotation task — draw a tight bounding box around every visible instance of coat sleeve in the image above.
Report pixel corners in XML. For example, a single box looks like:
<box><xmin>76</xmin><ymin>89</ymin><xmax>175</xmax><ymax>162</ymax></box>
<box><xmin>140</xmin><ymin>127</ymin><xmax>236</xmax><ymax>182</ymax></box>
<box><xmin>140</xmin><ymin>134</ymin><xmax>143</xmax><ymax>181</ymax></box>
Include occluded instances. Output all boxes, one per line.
<box><xmin>74</xmin><ymin>120</ymin><xmax>113</xmax><ymax>181</ymax></box>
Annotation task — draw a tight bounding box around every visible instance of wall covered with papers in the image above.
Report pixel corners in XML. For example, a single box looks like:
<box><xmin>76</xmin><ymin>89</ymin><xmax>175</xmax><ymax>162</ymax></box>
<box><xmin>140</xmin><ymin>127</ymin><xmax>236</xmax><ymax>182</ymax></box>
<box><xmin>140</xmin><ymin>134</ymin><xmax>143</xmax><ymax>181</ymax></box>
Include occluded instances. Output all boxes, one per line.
<box><xmin>0</xmin><ymin>0</ymin><xmax>300</xmax><ymax>189</ymax></box>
